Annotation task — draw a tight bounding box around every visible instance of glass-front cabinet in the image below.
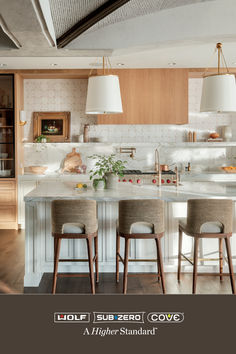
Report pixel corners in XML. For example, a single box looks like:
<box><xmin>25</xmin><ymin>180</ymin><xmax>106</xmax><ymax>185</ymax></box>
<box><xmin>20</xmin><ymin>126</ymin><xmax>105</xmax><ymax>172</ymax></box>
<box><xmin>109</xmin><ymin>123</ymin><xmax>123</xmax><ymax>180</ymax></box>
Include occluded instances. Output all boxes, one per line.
<box><xmin>0</xmin><ymin>74</ymin><xmax>15</xmax><ymax>178</ymax></box>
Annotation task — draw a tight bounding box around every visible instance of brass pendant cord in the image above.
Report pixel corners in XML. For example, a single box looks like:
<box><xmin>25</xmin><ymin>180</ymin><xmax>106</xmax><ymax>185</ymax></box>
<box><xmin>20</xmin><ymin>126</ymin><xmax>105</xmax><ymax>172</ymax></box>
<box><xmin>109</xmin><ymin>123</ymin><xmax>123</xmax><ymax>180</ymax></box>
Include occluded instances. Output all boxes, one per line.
<box><xmin>89</xmin><ymin>56</ymin><xmax>113</xmax><ymax>76</ymax></box>
<box><xmin>203</xmin><ymin>42</ymin><xmax>230</xmax><ymax>77</ymax></box>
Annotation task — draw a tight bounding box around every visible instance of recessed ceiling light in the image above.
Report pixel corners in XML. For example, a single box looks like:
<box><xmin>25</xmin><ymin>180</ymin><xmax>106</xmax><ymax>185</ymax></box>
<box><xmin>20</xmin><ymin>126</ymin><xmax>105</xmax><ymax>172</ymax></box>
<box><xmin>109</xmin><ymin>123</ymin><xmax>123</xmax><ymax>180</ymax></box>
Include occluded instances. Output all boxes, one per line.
<box><xmin>168</xmin><ymin>62</ymin><xmax>177</xmax><ymax>67</ymax></box>
<box><xmin>0</xmin><ymin>63</ymin><xmax>7</xmax><ymax>67</ymax></box>
<box><xmin>116</xmin><ymin>63</ymin><xmax>124</xmax><ymax>66</ymax></box>
<box><xmin>50</xmin><ymin>63</ymin><xmax>58</xmax><ymax>67</ymax></box>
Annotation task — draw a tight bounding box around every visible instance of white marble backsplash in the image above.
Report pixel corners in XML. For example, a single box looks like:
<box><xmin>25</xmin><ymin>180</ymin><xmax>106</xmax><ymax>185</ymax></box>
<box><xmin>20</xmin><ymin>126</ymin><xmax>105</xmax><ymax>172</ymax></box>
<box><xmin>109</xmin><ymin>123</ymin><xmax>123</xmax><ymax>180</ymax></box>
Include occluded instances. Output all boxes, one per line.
<box><xmin>24</xmin><ymin>142</ymin><xmax>235</xmax><ymax>175</ymax></box>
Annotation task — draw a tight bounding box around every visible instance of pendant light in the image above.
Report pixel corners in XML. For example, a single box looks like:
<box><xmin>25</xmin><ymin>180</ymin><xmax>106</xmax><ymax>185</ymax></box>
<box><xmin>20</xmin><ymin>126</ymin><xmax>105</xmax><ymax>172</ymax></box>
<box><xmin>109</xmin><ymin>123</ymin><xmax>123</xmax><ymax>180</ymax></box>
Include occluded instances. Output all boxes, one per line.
<box><xmin>200</xmin><ymin>43</ymin><xmax>236</xmax><ymax>113</ymax></box>
<box><xmin>86</xmin><ymin>57</ymin><xmax>123</xmax><ymax>114</ymax></box>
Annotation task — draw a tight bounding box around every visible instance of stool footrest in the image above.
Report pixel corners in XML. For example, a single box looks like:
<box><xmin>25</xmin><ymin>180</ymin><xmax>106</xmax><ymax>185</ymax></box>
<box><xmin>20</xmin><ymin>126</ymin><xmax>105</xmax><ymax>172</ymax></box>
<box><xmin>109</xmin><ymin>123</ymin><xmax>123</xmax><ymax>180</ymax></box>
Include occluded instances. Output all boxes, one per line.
<box><xmin>117</xmin><ymin>252</ymin><xmax>158</xmax><ymax>264</ymax></box>
<box><xmin>181</xmin><ymin>253</ymin><xmax>225</xmax><ymax>265</ymax></box>
<box><xmin>58</xmin><ymin>256</ymin><xmax>97</xmax><ymax>262</ymax></box>
<box><xmin>57</xmin><ymin>273</ymin><xmax>90</xmax><ymax>278</ymax></box>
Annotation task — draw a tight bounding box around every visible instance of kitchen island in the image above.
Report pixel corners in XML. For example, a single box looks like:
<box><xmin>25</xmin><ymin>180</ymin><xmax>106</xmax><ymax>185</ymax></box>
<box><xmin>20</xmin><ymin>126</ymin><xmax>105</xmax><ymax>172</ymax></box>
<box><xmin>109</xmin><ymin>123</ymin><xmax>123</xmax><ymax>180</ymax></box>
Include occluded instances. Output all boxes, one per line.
<box><xmin>24</xmin><ymin>181</ymin><xmax>236</xmax><ymax>287</ymax></box>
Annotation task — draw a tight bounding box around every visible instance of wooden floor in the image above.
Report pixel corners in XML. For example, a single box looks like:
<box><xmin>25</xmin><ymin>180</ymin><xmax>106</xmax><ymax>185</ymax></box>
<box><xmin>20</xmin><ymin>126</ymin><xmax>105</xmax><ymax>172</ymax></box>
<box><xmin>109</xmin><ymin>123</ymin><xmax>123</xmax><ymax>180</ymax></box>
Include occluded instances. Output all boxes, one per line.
<box><xmin>0</xmin><ymin>229</ymin><xmax>25</xmax><ymax>293</ymax></box>
<box><xmin>0</xmin><ymin>229</ymin><xmax>235</xmax><ymax>294</ymax></box>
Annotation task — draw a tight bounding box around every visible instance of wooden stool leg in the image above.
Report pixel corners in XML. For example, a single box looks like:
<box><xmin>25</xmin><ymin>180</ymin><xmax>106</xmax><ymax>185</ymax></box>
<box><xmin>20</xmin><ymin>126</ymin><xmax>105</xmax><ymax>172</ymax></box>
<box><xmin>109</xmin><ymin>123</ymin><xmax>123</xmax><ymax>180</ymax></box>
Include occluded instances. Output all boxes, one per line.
<box><xmin>192</xmin><ymin>237</ymin><xmax>199</xmax><ymax>294</ymax></box>
<box><xmin>86</xmin><ymin>237</ymin><xmax>95</xmax><ymax>294</ymax></box>
<box><xmin>116</xmin><ymin>231</ymin><xmax>120</xmax><ymax>283</ymax></box>
<box><xmin>225</xmin><ymin>237</ymin><xmax>236</xmax><ymax>294</ymax></box>
<box><xmin>94</xmin><ymin>235</ymin><xmax>99</xmax><ymax>284</ymax></box>
<box><xmin>52</xmin><ymin>238</ymin><xmax>61</xmax><ymax>294</ymax></box>
<box><xmin>177</xmin><ymin>227</ymin><xmax>183</xmax><ymax>282</ymax></box>
<box><xmin>154</xmin><ymin>238</ymin><xmax>160</xmax><ymax>283</ymax></box>
<box><xmin>123</xmin><ymin>238</ymin><xmax>130</xmax><ymax>294</ymax></box>
<box><xmin>156</xmin><ymin>238</ymin><xmax>166</xmax><ymax>294</ymax></box>
<box><xmin>219</xmin><ymin>238</ymin><xmax>223</xmax><ymax>282</ymax></box>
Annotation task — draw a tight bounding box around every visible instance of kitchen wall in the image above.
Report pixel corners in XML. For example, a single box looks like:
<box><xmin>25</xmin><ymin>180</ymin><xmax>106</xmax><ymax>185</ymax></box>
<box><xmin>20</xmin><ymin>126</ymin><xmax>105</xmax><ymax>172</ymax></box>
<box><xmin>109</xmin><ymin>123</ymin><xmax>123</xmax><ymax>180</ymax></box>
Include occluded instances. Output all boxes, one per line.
<box><xmin>24</xmin><ymin>78</ymin><xmax>236</xmax><ymax>143</ymax></box>
<box><xmin>23</xmin><ymin>77</ymin><xmax>236</xmax><ymax>173</ymax></box>
<box><xmin>23</xmin><ymin>79</ymin><xmax>97</xmax><ymax>142</ymax></box>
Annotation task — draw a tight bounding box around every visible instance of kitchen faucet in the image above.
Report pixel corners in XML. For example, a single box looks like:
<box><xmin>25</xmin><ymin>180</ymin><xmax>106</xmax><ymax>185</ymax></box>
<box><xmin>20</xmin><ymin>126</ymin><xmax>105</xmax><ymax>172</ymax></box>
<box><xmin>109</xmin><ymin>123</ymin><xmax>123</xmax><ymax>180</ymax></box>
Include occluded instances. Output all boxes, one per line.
<box><xmin>155</xmin><ymin>148</ymin><xmax>161</xmax><ymax>186</ymax></box>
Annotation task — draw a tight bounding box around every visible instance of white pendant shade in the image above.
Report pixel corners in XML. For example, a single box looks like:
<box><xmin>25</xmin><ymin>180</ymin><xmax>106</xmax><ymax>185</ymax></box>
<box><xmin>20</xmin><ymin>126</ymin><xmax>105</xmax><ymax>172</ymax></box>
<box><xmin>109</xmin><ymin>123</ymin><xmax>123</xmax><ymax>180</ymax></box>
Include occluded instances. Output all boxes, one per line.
<box><xmin>86</xmin><ymin>75</ymin><xmax>123</xmax><ymax>114</ymax></box>
<box><xmin>200</xmin><ymin>74</ymin><xmax>236</xmax><ymax>113</ymax></box>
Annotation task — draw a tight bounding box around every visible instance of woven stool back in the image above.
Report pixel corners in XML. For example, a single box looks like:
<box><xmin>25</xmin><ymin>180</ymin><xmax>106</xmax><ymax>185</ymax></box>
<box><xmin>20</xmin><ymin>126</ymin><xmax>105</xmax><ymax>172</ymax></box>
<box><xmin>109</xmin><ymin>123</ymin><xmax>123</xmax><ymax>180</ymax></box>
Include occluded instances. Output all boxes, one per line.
<box><xmin>186</xmin><ymin>199</ymin><xmax>233</xmax><ymax>234</ymax></box>
<box><xmin>51</xmin><ymin>200</ymin><xmax>97</xmax><ymax>235</ymax></box>
<box><xmin>119</xmin><ymin>199</ymin><xmax>165</xmax><ymax>234</ymax></box>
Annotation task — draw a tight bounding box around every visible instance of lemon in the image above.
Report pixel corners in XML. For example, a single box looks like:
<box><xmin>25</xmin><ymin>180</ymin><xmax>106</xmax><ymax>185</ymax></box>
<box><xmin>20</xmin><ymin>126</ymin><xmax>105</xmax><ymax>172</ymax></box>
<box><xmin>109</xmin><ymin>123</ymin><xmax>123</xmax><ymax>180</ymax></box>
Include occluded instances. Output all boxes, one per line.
<box><xmin>76</xmin><ymin>183</ymin><xmax>83</xmax><ymax>189</ymax></box>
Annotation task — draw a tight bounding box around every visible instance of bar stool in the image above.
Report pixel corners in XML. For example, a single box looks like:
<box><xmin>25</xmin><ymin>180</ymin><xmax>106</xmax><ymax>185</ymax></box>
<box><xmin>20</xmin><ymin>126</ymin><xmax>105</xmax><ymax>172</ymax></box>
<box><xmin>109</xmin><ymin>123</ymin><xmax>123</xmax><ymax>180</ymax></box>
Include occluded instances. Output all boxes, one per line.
<box><xmin>116</xmin><ymin>199</ymin><xmax>165</xmax><ymax>294</ymax></box>
<box><xmin>51</xmin><ymin>200</ymin><xmax>98</xmax><ymax>294</ymax></box>
<box><xmin>177</xmin><ymin>199</ymin><xmax>235</xmax><ymax>294</ymax></box>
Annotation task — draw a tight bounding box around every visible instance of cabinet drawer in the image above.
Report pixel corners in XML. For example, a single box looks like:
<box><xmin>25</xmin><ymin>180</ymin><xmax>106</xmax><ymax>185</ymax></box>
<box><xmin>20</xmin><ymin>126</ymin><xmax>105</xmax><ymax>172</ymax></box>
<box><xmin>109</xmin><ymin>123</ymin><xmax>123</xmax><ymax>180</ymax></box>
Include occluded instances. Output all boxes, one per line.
<box><xmin>0</xmin><ymin>206</ymin><xmax>16</xmax><ymax>222</ymax></box>
<box><xmin>0</xmin><ymin>181</ymin><xmax>16</xmax><ymax>190</ymax></box>
<box><xmin>0</xmin><ymin>190</ymin><xmax>16</xmax><ymax>204</ymax></box>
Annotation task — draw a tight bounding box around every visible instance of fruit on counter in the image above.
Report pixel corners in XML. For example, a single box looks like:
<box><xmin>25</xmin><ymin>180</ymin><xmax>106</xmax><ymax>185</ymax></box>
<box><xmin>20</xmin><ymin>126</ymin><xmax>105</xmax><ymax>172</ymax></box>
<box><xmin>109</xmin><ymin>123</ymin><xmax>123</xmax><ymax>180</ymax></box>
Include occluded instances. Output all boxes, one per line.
<box><xmin>152</xmin><ymin>179</ymin><xmax>157</xmax><ymax>184</ymax></box>
<box><xmin>122</xmin><ymin>179</ymin><xmax>127</xmax><ymax>182</ymax></box>
<box><xmin>167</xmin><ymin>179</ymin><xmax>171</xmax><ymax>184</ymax></box>
<box><xmin>209</xmin><ymin>132</ymin><xmax>220</xmax><ymax>139</ymax></box>
<box><xmin>222</xmin><ymin>166</ymin><xmax>236</xmax><ymax>172</ymax></box>
<box><xmin>137</xmin><ymin>179</ymin><xmax>141</xmax><ymax>184</ymax></box>
<box><xmin>129</xmin><ymin>179</ymin><xmax>133</xmax><ymax>183</ymax></box>
<box><xmin>222</xmin><ymin>166</ymin><xmax>236</xmax><ymax>170</ymax></box>
<box><xmin>161</xmin><ymin>179</ymin><xmax>165</xmax><ymax>184</ymax></box>
<box><xmin>76</xmin><ymin>183</ymin><xmax>87</xmax><ymax>189</ymax></box>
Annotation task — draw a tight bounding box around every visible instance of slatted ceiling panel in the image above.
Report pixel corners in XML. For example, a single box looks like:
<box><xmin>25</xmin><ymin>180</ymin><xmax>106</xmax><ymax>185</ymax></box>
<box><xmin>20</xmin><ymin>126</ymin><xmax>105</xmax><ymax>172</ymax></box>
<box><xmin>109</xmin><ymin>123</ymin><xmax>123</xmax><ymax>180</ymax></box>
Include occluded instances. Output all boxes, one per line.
<box><xmin>87</xmin><ymin>0</ymin><xmax>215</xmax><ymax>33</ymax></box>
<box><xmin>49</xmin><ymin>0</ymin><xmax>107</xmax><ymax>38</ymax></box>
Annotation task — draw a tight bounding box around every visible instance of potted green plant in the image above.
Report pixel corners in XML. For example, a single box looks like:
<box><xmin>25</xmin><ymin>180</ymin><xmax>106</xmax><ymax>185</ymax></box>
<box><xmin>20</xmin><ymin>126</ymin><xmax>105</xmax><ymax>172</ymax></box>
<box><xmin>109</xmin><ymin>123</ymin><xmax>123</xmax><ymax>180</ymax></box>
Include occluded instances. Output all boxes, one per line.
<box><xmin>89</xmin><ymin>154</ymin><xmax>127</xmax><ymax>190</ymax></box>
<box><xmin>35</xmin><ymin>134</ymin><xmax>49</xmax><ymax>143</ymax></box>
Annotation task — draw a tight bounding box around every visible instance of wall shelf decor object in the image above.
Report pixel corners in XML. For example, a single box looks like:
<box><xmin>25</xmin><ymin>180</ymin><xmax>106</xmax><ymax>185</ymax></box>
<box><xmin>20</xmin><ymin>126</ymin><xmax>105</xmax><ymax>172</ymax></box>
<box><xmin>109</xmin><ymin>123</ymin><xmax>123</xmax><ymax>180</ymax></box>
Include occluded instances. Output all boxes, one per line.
<box><xmin>33</xmin><ymin>111</ymin><xmax>70</xmax><ymax>142</ymax></box>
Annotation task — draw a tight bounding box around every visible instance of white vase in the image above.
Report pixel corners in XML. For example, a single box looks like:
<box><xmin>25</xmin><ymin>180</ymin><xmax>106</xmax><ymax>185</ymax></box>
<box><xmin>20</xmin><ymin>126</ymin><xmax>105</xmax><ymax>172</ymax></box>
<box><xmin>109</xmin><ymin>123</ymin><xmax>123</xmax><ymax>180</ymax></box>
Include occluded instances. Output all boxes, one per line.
<box><xmin>93</xmin><ymin>179</ymin><xmax>105</xmax><ymax>191</ymax></box>
<box><xmin>105</xmin><ymin>173</ymin><xmax>118</xmax><ymax>189</ymax></box>
<box><xmin>222</xmin><ymin>126</ymin><xmax>232</xmax><ymax>142</ymax></box>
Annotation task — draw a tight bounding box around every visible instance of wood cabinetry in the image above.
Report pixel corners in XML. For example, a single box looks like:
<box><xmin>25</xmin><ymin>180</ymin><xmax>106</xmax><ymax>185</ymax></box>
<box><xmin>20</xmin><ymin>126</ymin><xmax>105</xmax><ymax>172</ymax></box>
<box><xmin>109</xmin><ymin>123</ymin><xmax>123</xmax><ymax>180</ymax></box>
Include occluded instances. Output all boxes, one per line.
<box><xmin>0</xmin><ymin>74</ymin><xmax>21</xmax><ymax>229</ymax></box>
<box><xmin>98</xmin><ymin>69</ymin><xmax>188</xmax><ymax>125</ymax></box>
<box><xmin>0</xmin><ymin>180</ymin><xmax>17</xmax><ymax>228</ymax></box>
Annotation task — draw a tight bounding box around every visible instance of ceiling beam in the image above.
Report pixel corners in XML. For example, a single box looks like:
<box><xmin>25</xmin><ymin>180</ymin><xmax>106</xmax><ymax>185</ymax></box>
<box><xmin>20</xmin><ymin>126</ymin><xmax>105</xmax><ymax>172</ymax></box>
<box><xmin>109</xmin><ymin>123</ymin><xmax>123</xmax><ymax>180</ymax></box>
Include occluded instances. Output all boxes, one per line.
<box><xmin>57</xmin><ymin>0</ymin><xmax>131</xmax><ymax>49</ymax></box>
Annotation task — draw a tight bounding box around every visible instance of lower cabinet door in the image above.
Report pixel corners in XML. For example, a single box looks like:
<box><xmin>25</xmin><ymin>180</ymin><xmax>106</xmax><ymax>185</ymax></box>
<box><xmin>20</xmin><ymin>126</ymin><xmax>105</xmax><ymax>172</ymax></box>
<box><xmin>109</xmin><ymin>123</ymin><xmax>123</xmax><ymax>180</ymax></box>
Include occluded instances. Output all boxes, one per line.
<box><xmin>0</xmin><ymin>206</ymin><xmax>16</xmax><ymax>222</ymax></box>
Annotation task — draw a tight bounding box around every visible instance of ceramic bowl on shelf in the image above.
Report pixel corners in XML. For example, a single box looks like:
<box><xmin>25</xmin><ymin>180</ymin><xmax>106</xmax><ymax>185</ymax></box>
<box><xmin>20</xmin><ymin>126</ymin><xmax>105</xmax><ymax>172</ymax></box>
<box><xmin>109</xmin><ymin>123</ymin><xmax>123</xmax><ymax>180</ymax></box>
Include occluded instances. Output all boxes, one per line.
<box><xmin>0</xmin><ymin>153</ymin><xmax>8</xmax><ymax>158</ymax></box>
<box><xmin>28</xmin><ymin>166</ymin><xmax>48</xmax><ymax>174</ymax></box>
<box><xmin>0</xmin><ymin>169</ymin><xmax>11</xmax><ymax>177</ymax></box>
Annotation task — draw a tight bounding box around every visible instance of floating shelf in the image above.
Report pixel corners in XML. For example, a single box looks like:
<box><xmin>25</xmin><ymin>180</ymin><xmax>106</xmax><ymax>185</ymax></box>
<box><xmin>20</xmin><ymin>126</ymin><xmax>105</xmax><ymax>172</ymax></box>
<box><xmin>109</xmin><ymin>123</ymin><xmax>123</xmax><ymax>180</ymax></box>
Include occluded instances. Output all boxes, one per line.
<box><xmin>23</xmin><ymin>141</ymin><xmax>236</xmax><ymax>148</ymax></box>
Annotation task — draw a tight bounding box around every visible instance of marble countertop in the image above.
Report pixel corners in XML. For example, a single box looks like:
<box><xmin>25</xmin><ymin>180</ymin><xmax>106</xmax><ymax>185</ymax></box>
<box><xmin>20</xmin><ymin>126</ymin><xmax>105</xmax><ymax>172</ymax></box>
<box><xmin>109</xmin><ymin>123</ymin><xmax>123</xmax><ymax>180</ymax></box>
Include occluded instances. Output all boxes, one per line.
<box><xmin>19</xmin><ymin>171</ymin><xmax>236</xmax><ymax>183</ymax></box>
<box><xmin>24</xmin><ymin>180</ymin><xmax>236</xmax><ymax>202</ymax></box>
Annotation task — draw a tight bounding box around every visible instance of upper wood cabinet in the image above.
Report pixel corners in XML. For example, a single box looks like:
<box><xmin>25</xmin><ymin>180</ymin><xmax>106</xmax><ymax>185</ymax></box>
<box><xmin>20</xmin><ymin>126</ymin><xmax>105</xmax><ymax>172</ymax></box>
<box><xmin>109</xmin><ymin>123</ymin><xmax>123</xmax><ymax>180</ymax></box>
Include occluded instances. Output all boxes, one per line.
<box><xmin>98</xmin><ymin>69</ymin><xmax>188</xmax><ymax>124</ymax></box>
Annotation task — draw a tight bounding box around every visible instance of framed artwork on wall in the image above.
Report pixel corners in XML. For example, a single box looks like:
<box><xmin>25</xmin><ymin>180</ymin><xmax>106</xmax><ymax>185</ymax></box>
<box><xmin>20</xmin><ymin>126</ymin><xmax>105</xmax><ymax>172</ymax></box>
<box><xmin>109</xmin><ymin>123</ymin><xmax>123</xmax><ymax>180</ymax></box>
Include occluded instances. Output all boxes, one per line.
<box><xmin>33</xmin><ymin>111</ymin><xmax>71</xmax><ymax>142</ymax></box>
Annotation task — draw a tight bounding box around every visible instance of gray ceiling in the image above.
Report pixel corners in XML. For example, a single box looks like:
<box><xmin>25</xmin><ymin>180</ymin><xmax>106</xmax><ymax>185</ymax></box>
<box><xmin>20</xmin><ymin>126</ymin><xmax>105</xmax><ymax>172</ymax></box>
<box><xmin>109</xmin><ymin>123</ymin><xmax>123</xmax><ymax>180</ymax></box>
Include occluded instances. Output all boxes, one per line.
<box><xmin>49</xmin><ymin>0</ymin><xmax>107</xmax><ymax>38</ymax></box>
<box><xmin>0</xmin><ymin>0</ymin><xmax>235</xmax><ymax>69</ymax></box>
<box><xmin>86</xmin><ymin>0</ymin><xmax>215</xmax><ymax>34</ymax></box>
<box><xmin>49</xmin><ymin>0</ymin><xmax>215</xmax><ymax>39</ymax></box>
